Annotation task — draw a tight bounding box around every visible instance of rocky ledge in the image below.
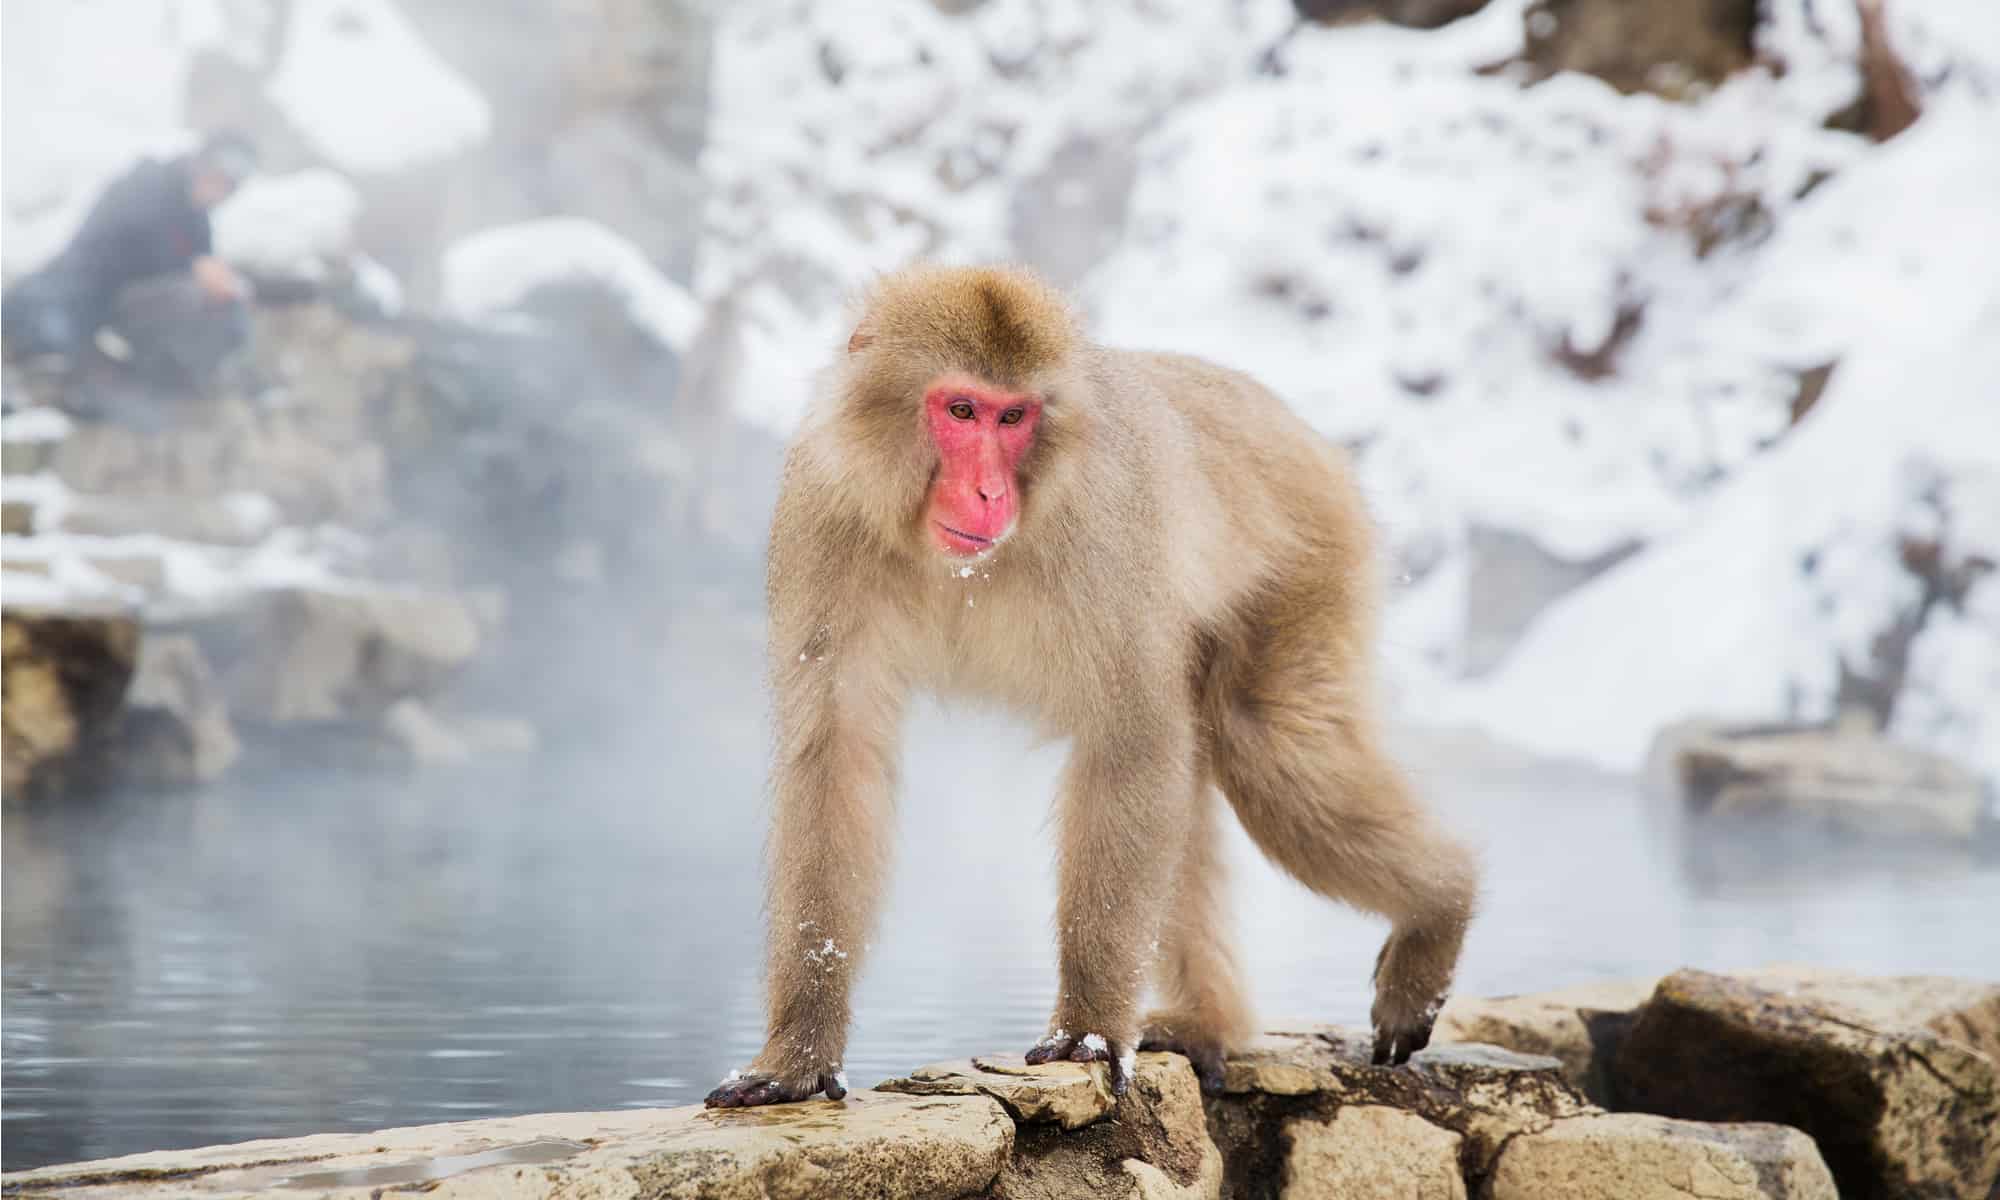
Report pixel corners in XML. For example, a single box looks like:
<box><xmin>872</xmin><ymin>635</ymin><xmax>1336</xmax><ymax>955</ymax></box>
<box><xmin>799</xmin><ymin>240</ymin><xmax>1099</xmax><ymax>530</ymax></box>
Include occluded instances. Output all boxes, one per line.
<box><xmin>6</xmin><ymin>967</ymin><xmax>1995</xmax><ymax>1200</ymax></box>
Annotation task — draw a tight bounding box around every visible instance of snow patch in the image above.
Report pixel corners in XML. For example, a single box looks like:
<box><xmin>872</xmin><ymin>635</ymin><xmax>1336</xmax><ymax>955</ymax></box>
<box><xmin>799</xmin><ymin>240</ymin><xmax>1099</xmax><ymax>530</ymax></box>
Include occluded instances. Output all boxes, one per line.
<box><xmin>441</xmin><ymin>218</ymin><xmax>700</xmax><ymax>353</ymax></box>
<box><xmin>213</xmin><ymin>169</ymin><xmax>361</xmax><ymax>280</ymax></box>
<box><xmin>266</xmin><ymin>0</ymin><xmax>491</xmax><ymax>174</ymax></box>
<box><xmin>352</xmin><ymin>254</ymin><xmax>406</xmax><ymax>318</ymax></box>
<box><xmin>1431</xmin><ymin>99</ymin><xmax>2000</xmax><ymax>780</ymax></box>
<box><xmin>2</xmin><ymin>408</ymin><xmax>76</xmax><ymax>444</ymax></box>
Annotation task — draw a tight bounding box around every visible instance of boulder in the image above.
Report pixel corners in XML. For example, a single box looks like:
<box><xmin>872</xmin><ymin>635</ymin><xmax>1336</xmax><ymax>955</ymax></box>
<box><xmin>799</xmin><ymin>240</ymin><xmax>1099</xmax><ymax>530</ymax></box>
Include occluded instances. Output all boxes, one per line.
<box><xmin>44</xmin><ymin>304</ymin><xmax>412</xmax><ymax>529</ymax></box>
<box><xmin>1437</xmin><ymin>968</ymin><xmax>2000</xmax><ymax>1106</ymax></box>
<box><xmin>1648</xmin><ymin>720</ymin><xmax>1992</xmax><ymax>872</ymax></box>
<box><xmin>1435</xmin><ymin>977</ymin><xmax>1656</xmax><ymax>1101</ymax></box>
<box><xmin>1487</xmin><ymin>1112</ymin><xmax>1836</xmax><ymax>1200</ymax></box>
<box><xmin>1204</xmin><ymin>1026</ymin><xmax>1589</xmax><ymax>1193</ymax></box>
<box><xmin>884</xmin><ymin>1052</ymin><xmax>1220</xmax><ymax>1198</ymax></box>
<box><xmin>108</xmin><ymin>634</ymin><xmax>241</xmax><ymax>788</ymax></box>
<box><xmin>1741</xmin><ymin>964</ymin><xmax>2000</xmax><ymax>1068</ymax></box>
<box><xmin>1516</xmin><ymin>0</ymin><xmax>1758</xmax><ymax>99</ymax></box>
<box><xmin>199</xmin><ymin>585</ymin><xmax>483</xmax><ymax>724</ymax></box>
<box><xmin>1009</xmin><ymin>1055</ymin><xmax>1216</xmax><ymax>1199</ymax></box>
<box><xmin>51</xmin><ymin>409</ymin><xmax>389</xmax><ymax>531</ymax></box>
<box><xmin>1613</xmin><ymin>969</ymin><xmax>2000</xmax><ymax>1199</ymax></box>
<box><xmin>1282</xmin><ymin>1106</ymin><xmax>1465</xmax><ymax>1199</ymax></box>
<box><xmin>1</xmin><ymin>606</ymin><xmax>140</xmax><ymax>801</ymax></box>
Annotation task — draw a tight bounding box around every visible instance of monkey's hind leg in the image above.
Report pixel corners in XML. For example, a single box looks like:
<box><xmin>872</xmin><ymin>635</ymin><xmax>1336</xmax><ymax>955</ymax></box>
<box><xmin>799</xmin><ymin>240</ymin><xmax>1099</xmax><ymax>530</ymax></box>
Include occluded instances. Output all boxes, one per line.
<box><xmin>1140</xmin><ymin>775</ymin><xmax>1254</xmax><ymax>1092</ymax></box>
<box><xmin>1211</xmin><ymin>625</ymin><xmax>1479</xmax><ymax>1067</ymax></box>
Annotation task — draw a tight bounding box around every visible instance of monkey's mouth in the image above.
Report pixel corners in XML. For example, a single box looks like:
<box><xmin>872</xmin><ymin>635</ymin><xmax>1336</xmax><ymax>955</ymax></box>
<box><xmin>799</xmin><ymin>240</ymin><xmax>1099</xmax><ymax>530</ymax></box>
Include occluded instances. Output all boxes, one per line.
<box><xmin>934</xmin><ymin>522</ymin><xmax>998</xmax><ymax>556</ymax></box>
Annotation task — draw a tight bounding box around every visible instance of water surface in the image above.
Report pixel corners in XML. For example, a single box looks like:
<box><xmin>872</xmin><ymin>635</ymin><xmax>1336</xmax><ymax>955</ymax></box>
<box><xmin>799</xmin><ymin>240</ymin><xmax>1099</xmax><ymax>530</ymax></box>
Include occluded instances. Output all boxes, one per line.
<box><xmin>6</xmin><ymin>714</ymin><xmax>1996</xmax><ymax>1170</ymax></box>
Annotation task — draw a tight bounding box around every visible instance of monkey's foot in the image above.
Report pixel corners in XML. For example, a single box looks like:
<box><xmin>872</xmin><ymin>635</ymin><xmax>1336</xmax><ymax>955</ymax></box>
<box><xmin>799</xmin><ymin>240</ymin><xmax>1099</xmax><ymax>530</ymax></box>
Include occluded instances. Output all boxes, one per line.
<box><xmin>1369</xmin><ymin>994</ymin><xmax>1444</xmax><ymax>1067</ymax></box>
<box><xmin>1138</xmin><ymin>1018</ymin><xmax>1227</xmax><ymax>1094</ymax></box>
<box><xmin>1023</xmin><ymin>1029</ymin><xmax>1136</xmax><ymax>1096</ymax></box>
<box><xmin>703</xmin><ymin>1066</ymin><xmax>849</xmax><ymax>1109</ymax></box>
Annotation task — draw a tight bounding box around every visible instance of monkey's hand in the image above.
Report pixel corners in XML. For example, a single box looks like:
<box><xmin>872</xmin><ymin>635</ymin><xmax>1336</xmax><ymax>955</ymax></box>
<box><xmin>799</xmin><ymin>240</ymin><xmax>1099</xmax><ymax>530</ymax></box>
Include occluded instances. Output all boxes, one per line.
<box><xmin>1023</xmin><ymin>1029</ymin><xmax>1137</xmax><ymax>1097</ymax></box>
<box><xmin>703</xmin><ymin>1065</ymin><xmax>849</xmax><ymax>1109</ymax></box>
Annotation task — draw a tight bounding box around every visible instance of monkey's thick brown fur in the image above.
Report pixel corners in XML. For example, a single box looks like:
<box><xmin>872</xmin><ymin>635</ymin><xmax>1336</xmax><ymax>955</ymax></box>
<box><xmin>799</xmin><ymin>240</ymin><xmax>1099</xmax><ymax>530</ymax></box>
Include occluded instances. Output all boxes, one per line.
<box><xmin>705</xmin><ymin>265</ymin><xmax>1478</xmax><ymax>1108</ymax></box>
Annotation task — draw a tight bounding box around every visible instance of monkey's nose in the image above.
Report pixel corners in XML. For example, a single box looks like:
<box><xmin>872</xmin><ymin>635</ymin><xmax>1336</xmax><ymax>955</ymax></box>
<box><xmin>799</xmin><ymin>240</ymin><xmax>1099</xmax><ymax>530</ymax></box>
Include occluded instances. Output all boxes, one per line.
<box><xmin>977</xmin><ymin>482</ymin><xmax>1007</xmax><ymax>502</ymax></box>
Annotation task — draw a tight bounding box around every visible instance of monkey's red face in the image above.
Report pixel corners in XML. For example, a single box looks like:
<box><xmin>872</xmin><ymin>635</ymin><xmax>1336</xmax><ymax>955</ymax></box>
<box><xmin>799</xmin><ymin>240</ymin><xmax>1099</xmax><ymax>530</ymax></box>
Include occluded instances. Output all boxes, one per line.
<box><xmin>923</xmin><ymin>377</ymin><xmax>1042</xmax><ymax>557</ymax></box>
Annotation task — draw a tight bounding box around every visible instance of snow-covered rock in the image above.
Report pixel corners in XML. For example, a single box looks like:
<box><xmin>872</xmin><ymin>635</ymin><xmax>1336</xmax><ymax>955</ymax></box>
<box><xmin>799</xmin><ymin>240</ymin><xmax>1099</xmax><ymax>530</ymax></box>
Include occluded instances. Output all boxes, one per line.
<box><xmin>265</xmin><ymin>0</ymin><xmax>490</xmax><ymax>175</ymax></box>
<box><xmin>1435</xmin><ymin>100</ymin><xmax>2000</xmax><ymax>781</ymax></box>
<box><xmin>441</xmin><ymin>218</ymin><xmax>700</xmax><ymax>353</ymax></box>
<box><xmin>351</xmin><ymin>254</ymin><xmax>405</xmax><ymax>318</ymax></box>
<box><xmin>213</xmin><ymin>168</ymin><xmax>362</xmax><ymax>281</ymax></box>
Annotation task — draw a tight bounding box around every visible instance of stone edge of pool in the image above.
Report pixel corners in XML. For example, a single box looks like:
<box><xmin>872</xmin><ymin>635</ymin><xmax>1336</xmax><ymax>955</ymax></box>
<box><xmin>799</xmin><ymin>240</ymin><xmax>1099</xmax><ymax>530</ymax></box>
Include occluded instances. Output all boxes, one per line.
<box><xmin>5</xmin><ymin>965</ymin><xmax>1995</xmax><ymax>1200</ymax></box>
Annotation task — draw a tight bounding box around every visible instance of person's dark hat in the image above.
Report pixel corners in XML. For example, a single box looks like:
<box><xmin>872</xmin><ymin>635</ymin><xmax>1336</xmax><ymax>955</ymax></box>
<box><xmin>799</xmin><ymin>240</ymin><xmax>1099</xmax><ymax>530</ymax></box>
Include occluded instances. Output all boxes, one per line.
<box><xmin>195</xmin><ymin>129</ymin><xmax>259</xmax><ymax>185</ymax></box>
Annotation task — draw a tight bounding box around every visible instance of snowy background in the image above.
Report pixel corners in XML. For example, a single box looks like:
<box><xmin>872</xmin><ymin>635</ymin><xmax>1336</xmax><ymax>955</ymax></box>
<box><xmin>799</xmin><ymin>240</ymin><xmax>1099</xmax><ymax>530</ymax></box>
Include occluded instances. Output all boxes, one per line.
<box><xmin>4</xmin><ymin>0</ymin><xmax>1998</xmax><ymax>782</ymax></box>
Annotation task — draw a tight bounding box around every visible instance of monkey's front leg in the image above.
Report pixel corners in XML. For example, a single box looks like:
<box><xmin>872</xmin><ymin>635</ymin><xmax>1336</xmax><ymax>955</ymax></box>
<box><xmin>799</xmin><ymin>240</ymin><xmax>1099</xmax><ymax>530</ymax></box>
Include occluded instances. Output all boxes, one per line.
<box><xmin>705</xmin><ymin>689</ymin><xmax>899</xmax><ymax>1108</ymax></box>
<box><xmin>1024</xmin><ymin>727</ymin><xmax>1191</xmax><ymax>1096</ymax></box>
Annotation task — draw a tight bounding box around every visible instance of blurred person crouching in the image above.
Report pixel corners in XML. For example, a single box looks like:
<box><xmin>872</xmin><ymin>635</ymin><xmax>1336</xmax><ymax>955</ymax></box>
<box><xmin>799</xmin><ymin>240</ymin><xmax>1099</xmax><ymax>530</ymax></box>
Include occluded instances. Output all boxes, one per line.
<box><xmin>2</xmin><ymin>130</ymin><xmax>258</xmax><ymax>397</ymax></box>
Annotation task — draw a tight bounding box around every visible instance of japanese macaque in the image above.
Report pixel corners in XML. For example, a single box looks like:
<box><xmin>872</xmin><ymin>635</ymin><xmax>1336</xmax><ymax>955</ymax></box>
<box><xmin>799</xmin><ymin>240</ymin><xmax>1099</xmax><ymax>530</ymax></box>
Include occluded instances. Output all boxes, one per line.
<box><xmin>704</xmin><ymin>266</ymin><xmax>1478</xmax><ymax>1108</ymax></box>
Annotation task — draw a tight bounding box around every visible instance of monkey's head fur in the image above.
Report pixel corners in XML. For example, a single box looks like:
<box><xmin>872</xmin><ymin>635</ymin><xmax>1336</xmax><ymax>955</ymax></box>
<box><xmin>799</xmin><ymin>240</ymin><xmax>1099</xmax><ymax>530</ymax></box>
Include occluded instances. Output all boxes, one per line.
<box><xmin>806</xmin><ymin>265</ymin><xmax>1093</xmax><ymax>562</ymax></box>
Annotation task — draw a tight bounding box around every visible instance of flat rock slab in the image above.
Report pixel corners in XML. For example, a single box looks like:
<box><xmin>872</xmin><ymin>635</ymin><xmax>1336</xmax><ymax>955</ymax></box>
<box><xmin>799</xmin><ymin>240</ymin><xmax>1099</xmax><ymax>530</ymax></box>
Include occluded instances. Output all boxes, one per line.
<box><xmin>1224</xmin><ymin>1026</ymin><xmax>1582</xmax><ymax>1117</ymax></box>
<box><xmin>1</xmin><ymin>1091</ymin><xmax>1014</xmax><ymax>1200</ymax></box>
<box><xmin>879</xmin><ymin>1053</ymin><xmax>1117</xmax><ymax>1130</ymax></box>
<box><xmin>1488</xmin><ymin>1112</ymin><xmax>1837</xmax><ymax>1200</ymax></box>
<box><xmin>1436</xmin><ymin>978</ymin><xmax>1656</xmax><ymax>1099</ymax></box>
<box><xmin>1615</xmin><ymin>969</ymin><xmax>2000</xmax><ymax>1199</ymax></box>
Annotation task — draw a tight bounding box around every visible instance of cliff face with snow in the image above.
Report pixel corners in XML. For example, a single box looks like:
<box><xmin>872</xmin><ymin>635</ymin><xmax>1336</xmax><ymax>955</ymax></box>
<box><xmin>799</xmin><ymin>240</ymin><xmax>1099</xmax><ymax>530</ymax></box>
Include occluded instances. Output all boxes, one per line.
<box><xmin>696</xmin><ymin>0</ymin><xmax>2000</xmax><ymax>785</ymax></box>
<box><xmin>4</xmin><ymin>0</ymin><xmax>1996</xmax><ymax>785</ymax></box>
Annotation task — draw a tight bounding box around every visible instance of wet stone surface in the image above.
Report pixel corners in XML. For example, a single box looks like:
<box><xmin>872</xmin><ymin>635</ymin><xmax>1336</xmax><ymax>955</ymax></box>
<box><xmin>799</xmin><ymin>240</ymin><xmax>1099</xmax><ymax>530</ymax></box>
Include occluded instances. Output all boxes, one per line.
<box><xmin>8</xmin><ymin>974</ymin><xmax>1988</xmax><ymax>1199</ymax></box>
<box><xmin>1</xmin><ymin>1092</ymin><xmax>1015</xmax><ymax>1200</ymax></box>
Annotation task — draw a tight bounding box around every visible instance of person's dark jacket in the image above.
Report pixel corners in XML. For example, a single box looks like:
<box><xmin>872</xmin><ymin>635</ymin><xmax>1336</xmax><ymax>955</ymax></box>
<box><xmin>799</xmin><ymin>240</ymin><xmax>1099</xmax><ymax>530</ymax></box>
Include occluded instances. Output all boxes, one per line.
<box><xmin>47</xmin><ymin>156</ymin><xmax>213</xmax><ymax>322</ymax></box>
<box><xmin>4</xmin><ymin>156</ymin><xmax>212</xmax><ymax>352</ymax></box>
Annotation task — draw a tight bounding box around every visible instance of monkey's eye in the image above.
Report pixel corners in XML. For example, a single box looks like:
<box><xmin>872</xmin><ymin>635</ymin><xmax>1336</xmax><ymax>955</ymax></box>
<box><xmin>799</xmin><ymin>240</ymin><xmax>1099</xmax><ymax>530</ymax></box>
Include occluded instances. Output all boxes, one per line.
<box><xmin>998</xmin><ymin>407</ymin><xmax>1025</xmax><ymax>426</ymax></box>
<box><xmin>948</xmin><ymin>401</ymin><xmax>976</xmax><ymax>421</ymax></box>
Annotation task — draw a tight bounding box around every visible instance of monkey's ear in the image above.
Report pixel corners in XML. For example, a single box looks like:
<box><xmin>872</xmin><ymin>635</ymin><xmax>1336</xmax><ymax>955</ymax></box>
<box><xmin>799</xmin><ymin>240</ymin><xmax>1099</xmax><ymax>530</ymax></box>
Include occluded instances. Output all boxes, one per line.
<box><xmin>847</xmin><ymin>324</ymin><xmax>875</xmax><ymax>354</ymax></box>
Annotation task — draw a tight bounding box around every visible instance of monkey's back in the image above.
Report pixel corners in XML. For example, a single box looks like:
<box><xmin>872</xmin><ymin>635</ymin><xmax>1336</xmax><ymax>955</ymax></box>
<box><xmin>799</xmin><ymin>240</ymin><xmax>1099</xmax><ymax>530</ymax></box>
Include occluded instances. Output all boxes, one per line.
<box><xmin>1110</xmin><ymin>348</ymin><xmax>1378</xmax><ymax>611</ymax></box>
